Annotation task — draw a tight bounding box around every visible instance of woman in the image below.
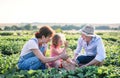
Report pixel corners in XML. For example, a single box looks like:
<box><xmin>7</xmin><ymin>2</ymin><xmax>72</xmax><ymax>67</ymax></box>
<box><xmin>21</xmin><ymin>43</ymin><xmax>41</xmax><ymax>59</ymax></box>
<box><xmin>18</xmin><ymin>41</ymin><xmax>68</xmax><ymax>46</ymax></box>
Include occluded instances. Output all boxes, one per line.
<box><xmin>18</xmin><ymin>26</ymin><xmax>68</xmax><ymax>70</ymax></box>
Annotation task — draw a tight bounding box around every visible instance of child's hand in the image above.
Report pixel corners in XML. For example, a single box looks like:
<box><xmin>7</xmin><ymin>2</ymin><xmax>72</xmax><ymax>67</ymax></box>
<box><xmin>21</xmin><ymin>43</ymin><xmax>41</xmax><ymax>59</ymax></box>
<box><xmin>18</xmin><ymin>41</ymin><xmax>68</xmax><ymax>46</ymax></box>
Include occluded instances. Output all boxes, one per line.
<box><xmin>64</xmin><ymin>41</ymin><xmax>68</xmax><ymax>48</ymax></box>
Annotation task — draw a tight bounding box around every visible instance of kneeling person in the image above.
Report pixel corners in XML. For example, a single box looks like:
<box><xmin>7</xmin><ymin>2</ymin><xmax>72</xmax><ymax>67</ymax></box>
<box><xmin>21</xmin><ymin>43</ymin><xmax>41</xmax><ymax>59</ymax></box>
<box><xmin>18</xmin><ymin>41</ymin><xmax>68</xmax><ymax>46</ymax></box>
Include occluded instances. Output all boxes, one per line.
<box><xmin>74</xmin><ymin>25</ymin><xmax>106</xmax><ymax>67</ymax></box>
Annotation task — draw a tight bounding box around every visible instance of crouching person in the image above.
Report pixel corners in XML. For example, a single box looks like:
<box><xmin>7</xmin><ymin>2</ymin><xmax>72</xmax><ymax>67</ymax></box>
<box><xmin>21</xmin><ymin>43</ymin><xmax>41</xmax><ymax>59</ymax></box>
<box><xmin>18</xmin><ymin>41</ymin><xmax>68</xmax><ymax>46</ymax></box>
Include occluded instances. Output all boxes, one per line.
<box><xmin>73</xmin><ymin>25</ymin><xmax>106</xmax><ymax>67</ymax></box>
<box><xmin>17</xmin><ymin>26</ymin><xmax>68</xmax><ymax>70</ymax></box>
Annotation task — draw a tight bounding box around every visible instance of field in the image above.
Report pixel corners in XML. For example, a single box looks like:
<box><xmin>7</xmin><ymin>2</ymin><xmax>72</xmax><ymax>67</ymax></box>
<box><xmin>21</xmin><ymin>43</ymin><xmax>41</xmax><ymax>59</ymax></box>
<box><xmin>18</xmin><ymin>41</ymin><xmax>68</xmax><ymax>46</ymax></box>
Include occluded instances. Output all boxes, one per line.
<box><xmin>0</xmin><ymin>31</ymin><xmax>120</xmax><ymax>78</ymax></box>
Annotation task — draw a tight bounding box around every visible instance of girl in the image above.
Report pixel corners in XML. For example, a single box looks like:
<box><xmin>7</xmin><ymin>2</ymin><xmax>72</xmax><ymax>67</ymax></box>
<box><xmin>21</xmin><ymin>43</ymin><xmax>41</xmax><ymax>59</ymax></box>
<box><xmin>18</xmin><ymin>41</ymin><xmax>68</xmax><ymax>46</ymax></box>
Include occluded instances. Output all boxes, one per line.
<box><xmin>17</xmin><ymin>26</ymin><xmax>68</xmax><ymax>70</ymax></box>
<box><xmin>50</xmin><ymin>34</ymin><xmax>77</xmax><ymax>69</ymax></box>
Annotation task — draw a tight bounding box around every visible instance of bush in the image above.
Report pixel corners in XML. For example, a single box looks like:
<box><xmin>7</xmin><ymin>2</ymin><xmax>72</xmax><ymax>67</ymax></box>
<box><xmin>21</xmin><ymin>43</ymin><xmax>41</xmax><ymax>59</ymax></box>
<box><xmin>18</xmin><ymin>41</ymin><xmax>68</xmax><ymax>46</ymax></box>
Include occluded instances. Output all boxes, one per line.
<box><xmin>0</xmin><ymin>32</ymin><xmax>13</xmax><ymax>36</ymax></box>
<box><xmin>1</xmin><ymin>66</ymin><xmax>120</xmax><ymax>78</ymax></box>
<box><xmin>0</xmin><ymin>41</ymin><xmax>24</xmax><ymax>55</ymax></box>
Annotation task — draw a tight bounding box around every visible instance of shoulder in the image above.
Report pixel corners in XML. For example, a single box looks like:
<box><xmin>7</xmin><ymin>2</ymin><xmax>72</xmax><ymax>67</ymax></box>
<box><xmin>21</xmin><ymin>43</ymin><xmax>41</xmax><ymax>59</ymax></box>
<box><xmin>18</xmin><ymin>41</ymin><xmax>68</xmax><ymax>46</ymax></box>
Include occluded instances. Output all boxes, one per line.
<box><xmin>92</xmin><ymin>35</ymin><xmax>104</xmax><ymax>44</ymax></box>
<box><xmin>78</xmin><ymin>37</ymin><xmax>83</xmax><ymax>41</ymax></box>
<box><xmin>77</xmin><ymin>37</ymin><xmax>84</xmax><ymax>44</ymax></box>
<box><xmin>28</xmin><ymin>39</ymin><xmax>37</xmax><ymax>44</ymax></box>
<box><xmin>26</xmin><ymin>38</ymin><xmax>38</xmax><ymax>46</ymax></box>
<box><xmin>94</xmin><ymin>35</ymin><xmax>102</xmax><ymax>41</ymax></box>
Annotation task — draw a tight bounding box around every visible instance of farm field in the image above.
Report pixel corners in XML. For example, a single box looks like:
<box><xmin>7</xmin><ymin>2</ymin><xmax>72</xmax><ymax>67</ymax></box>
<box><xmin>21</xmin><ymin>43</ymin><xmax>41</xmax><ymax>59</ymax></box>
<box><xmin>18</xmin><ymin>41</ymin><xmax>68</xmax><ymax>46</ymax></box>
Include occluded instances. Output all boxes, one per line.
<box><xmin>0</xmin><ymin>31</ymin><xmax>120</xmax><ymax>78</ymax></box>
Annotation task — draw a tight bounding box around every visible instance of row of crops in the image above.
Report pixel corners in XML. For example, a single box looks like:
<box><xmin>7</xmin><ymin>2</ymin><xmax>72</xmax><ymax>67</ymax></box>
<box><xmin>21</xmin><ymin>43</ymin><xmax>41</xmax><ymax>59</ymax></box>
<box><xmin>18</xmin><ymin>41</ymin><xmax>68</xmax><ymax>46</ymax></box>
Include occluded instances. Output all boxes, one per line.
<box><xmin>0</xmin><ymin>31</ymin><xmax>120</xmax><ymax>78</ymax></box>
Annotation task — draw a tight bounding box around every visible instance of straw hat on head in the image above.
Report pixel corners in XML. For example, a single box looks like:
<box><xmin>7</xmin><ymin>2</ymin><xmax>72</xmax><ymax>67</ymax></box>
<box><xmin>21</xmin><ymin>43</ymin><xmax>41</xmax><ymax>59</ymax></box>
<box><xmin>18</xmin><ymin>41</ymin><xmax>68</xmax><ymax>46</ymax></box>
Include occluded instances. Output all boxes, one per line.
<box><xmin>80</xmin><ymin>24</ymin><xmax>95</xmax><ymax>36</ymax></box>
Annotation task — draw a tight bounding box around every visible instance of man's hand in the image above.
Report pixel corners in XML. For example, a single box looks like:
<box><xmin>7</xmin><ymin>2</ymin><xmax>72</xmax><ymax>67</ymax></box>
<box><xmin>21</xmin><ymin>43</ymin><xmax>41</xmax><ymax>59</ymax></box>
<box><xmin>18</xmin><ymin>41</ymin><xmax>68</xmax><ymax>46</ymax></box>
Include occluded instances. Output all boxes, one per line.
<box><xmin>73</xmin><ymin>53</ymin><xmax>78</xmax><ymax>61</ymax></box>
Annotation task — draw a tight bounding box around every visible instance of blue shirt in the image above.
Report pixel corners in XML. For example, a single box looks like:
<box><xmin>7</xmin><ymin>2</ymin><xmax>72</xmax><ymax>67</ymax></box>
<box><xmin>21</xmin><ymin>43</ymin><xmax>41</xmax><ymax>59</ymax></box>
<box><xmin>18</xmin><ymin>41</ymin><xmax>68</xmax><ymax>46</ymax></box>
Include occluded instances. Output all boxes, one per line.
<box><xmin>74</xmin><ymin>35</ymin><xmax>106</xmax><ymax>62</ymax></box>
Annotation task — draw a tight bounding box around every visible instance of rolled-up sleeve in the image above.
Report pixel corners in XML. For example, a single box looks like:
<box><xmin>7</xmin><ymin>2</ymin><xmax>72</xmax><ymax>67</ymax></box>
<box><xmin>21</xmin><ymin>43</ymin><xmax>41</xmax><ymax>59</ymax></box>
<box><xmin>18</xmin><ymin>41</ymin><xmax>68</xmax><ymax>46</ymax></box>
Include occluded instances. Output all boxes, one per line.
<box><xmin>74</xmin><ymin>38</ymin><xmax>83</xmax><ymax>55</ymax></box>
<box><xmin>95</xmin><ymin>38</ymin><xmax>106</xmax><ymax>62</ymax></box>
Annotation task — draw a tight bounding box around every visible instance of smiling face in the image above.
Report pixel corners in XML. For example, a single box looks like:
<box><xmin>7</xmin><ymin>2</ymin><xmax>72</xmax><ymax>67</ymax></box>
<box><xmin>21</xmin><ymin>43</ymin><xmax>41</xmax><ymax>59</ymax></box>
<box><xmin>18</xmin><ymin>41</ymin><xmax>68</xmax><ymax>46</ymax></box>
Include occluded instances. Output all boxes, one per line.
<box><xmin>38</xmin><ymin>35</ymin><xmax>52</xmax><ymax>45</ymax></box>
<box><xmin>45</xmin><ymin>36</ymin><xmax>52</xmax><ymax>43</ymax></box>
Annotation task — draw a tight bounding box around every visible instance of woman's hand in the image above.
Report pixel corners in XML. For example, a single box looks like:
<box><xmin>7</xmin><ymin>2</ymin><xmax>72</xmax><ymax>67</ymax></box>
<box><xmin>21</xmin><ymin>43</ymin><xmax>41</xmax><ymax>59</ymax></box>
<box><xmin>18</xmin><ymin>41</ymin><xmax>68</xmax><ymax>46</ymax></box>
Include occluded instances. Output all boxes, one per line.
<box><xmin>45</xmin><ymin>63</ymin><xmax>50</xmax><ymax>68</ymax></box>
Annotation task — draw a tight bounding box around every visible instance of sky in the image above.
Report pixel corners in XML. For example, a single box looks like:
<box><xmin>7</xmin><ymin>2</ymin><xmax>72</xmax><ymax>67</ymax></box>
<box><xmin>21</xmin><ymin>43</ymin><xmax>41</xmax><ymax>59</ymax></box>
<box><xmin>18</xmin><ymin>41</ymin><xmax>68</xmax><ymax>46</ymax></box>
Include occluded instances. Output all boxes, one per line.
<box><xmin>0</xmin><ymin>0</ymin><xmax>120</xmax><ymax>23</ymax></box>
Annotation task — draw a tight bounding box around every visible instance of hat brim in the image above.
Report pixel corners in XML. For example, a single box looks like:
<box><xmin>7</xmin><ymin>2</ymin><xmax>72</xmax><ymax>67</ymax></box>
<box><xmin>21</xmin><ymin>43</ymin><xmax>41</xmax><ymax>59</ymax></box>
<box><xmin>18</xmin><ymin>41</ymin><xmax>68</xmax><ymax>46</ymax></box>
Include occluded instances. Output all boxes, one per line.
<box><xmin>79</xmin><ymin>29</ymin><xmax>95</xmax><ymax>36</ymax></box>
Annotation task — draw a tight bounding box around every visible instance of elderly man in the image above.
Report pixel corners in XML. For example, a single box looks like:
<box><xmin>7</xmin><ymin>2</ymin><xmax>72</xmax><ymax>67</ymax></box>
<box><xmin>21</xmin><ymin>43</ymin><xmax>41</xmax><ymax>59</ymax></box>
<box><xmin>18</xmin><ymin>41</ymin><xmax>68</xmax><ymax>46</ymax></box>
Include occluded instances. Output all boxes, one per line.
<box><xmin>74</xmin><ymin>25</ymin><xmax>106</xmax><ymax>67</ymax></box>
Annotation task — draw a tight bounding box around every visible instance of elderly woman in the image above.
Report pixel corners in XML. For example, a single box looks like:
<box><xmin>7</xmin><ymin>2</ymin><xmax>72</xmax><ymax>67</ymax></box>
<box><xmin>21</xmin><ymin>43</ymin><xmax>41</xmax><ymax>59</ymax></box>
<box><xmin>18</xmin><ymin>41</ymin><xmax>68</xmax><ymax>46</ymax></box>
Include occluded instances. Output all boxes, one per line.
<box><xmin>18</xmin><ymin>26</ymin><xmax>68</xmax><ymax>70</ymax></box>
<box><xmin>74</xmin><ymin>25</ymin><xmax>106</xmax><ymax>67</ymax></box>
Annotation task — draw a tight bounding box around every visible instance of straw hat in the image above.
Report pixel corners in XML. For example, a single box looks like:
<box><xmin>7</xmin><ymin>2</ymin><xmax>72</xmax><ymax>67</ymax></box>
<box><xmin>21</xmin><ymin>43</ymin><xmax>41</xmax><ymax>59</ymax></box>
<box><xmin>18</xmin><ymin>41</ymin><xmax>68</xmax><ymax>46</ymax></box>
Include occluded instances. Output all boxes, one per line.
<box><xmin>80</xmin><ymin>24</ymin><xmax>95</xmax><ymax>36</ymax></box>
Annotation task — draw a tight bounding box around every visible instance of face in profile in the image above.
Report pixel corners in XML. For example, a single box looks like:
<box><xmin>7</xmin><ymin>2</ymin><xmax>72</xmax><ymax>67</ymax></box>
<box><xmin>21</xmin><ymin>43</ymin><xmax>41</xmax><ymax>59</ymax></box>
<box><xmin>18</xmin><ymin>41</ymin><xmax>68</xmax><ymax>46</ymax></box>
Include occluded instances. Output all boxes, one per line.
<box><xmin>81</xmin><ymin>33</ymin><xmax>90</xmax><ymax>42</ymax></box>
<box><xmin>81</xmin><ymin>33</ymin><xmax>86</xmax><ymax>41</ymax></box>
<box><xmin>39</xmin><ymin>35</ymin><xmax>52</xmax><ymax>44</ymax></box>
<box><xmin>81</xmin><ymin>33</ymin><xmax>92</xmax><ymax>42</ymax></box>
<box><xmin>45</xmin><ymin>36</ymin><xmax>52</xmax><ymax>43</ymax></box>
<box><xmin>58</xmin><ymin>38</ymin><xmax>63</xmax><ymax>46</ymax></box>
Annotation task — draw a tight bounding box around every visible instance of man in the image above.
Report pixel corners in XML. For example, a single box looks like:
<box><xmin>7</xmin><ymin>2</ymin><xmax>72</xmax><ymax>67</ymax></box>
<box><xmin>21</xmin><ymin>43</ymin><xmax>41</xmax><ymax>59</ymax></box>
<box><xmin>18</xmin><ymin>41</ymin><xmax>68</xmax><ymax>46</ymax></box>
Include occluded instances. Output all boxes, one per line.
<box><xmin>74</xmin><ymin>25</ymin><xmax>106</xmax><ymax>67</ymax></box>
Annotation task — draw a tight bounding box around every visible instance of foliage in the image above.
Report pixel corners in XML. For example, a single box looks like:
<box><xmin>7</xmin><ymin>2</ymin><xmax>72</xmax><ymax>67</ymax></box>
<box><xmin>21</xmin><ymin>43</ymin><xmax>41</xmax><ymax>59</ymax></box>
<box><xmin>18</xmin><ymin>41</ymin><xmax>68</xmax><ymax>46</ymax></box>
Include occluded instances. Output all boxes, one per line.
<box><xmin>4</xmin><ymin>24</ymin><xmax>38</xmax><ymax>31</ymax></box>
<box><xmin>0</xmin><ymin>32</ymin><xmax>14</xmax><ymax>36</ymax></box>
<box><xmin>0</xmin><ymin>32</ymin><xmax>120</xmax><ymax>78</ymax></box>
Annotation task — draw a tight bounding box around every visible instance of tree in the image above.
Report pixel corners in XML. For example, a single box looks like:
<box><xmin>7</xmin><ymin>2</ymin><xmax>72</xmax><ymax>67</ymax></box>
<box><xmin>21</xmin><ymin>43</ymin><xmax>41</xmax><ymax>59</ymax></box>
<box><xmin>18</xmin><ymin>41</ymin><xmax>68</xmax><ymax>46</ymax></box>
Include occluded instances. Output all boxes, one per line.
<box><xmin>24</xmin><ymin>24</ymin><xmax>32</xmax><ymax>30</ymax></box>
<box><xmin>32</xmin><ymin>25</ymin><xmax>38</xmax><ymax>30</ymax></box>
<box><xmin>11</xmin><ymin>25</ymin><xmax>18</xmax><ymax>30</ymax></box>
<box><xmin>51</xmin><ymin>25</ymin><xmax>61</xmax><ymax>30</ymax></box>
<box><xmin>4</xmin><ymin>26</ymin><xmax>11</xmax><ymax>30</ymax></box>
<box><xmin>0</xmin><ymin>28</ymin><xmax>2</xmax><ymax>31</ymax></box>
<box><xmin>96</xmin><ymin>26</ymin><xmax>110</xmax><ymax>30</ymax></box>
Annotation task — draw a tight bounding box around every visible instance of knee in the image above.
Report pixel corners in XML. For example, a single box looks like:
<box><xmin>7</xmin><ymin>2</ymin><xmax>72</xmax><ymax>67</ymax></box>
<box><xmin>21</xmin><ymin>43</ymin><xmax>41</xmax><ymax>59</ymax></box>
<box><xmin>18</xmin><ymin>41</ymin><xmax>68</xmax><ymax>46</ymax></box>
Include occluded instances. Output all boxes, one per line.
<box><xmin>76</xmin><ymin>56</ymin><xmax>84</xmax><ymax>64</ymax></box>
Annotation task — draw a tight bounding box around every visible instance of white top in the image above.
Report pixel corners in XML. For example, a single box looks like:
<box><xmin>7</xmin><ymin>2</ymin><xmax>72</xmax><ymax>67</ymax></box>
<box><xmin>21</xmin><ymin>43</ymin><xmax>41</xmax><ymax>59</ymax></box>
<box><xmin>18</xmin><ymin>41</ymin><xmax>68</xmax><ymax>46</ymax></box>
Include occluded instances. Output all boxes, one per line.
<box><xmin>74</xmin><ymin>35</ymin><xmax>106</xmax><ymax>62</ymax></box>
<box><xmin>20</xmin><ymin>38</ymin><xmax>47</xmax><ymax>56</ymax></box>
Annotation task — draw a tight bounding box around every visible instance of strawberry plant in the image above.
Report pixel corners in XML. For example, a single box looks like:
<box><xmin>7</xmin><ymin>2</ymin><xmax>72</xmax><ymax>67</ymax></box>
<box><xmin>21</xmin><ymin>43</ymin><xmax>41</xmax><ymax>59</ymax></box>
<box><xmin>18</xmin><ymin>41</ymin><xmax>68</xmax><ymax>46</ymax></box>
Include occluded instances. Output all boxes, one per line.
<box><xmin>0</xmin><ymin>31</ymin><xmax>120</xmax><ymax>78</ymax></box>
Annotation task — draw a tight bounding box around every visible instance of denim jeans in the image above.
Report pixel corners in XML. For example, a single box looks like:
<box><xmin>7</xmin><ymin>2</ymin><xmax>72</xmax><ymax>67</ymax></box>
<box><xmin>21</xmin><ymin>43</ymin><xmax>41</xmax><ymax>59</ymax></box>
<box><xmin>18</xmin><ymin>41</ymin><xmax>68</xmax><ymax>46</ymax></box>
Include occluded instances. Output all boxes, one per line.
<box><xmin>18</xmin><ymin>38</ymin><xmax>46</xmax><ymax>70</ymax></box>
<box><xmin>76</xmin><ymin>55</ymin><xmax>95</xmax><ymax>64</ymax></box>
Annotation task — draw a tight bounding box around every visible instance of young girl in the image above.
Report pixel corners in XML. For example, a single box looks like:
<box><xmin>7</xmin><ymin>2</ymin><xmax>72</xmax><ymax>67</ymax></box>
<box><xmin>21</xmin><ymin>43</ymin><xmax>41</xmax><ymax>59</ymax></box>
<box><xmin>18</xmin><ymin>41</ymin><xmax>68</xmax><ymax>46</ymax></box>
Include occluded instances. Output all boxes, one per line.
<box><xmin>50</xmin><ymin>34</ymin><xmax>77</xmax><ymax>69</ymax></box>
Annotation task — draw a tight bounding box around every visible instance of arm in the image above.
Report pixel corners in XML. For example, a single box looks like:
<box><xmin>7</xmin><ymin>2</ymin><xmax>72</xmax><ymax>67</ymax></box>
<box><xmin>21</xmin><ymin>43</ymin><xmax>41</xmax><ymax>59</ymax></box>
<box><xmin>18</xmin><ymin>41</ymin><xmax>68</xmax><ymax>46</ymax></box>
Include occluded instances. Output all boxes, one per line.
<box><xmin>43</xmin><ymin>50</ymin><xmax>51</xmax><ymax>68</ymax></box>
<box><xmin>43</xmin><ymin>44</ymin><xmax>48</xmax><ymax>56</ymax></box>
<box><xmin>73</xmin><ymin>38</ymin><xmax>83</xmax><ymax>60</ymax></box>
<box><xmin>84</xmin><ymin>59</ymin><xmax>101</xmax><ymax>66</ymax></box>
<box><xmin>27</xmin><ymin>40</ymin><xmax>67</xmax><ymax>63</ymax></box>
<box><xmin>32</xmin><ymin>49</ymin><xmax>68</xmax><ymax>63</ymax></box>
<box><xmin>43</xmin><ymin>50</ymin><xmax>46</xmax><ymax>56</ymax></box>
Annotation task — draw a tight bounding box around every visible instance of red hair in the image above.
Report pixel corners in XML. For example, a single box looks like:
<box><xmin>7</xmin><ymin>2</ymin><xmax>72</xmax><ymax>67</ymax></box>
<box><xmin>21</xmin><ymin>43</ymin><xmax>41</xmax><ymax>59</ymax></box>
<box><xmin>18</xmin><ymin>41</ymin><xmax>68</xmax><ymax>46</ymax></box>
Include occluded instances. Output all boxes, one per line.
<box><xmin>35</xmin><ymin>26</ymin><xmax>55</xmax><ymax>38</ymax></box>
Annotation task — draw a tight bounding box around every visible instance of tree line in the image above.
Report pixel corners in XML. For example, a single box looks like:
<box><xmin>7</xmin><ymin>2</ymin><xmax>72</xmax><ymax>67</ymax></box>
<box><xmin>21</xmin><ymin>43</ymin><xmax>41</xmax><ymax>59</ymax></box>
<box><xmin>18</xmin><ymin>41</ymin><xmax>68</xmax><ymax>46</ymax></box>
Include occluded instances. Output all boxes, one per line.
<box><xmin>51</xmin><ymin>25</ymin><xmax>120</xmax><ymax>30</ymax></box>
<box><xmin>3</xmin><ymin>24</ymin><xmax>37</xmax><ymax>31</ymax></box>
<box><xmin>0</xmin><ymin>24</ymin><xmax>120</xmax><ymax>31</ymax></box>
